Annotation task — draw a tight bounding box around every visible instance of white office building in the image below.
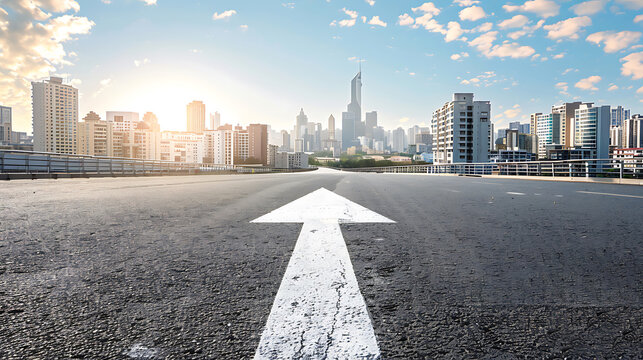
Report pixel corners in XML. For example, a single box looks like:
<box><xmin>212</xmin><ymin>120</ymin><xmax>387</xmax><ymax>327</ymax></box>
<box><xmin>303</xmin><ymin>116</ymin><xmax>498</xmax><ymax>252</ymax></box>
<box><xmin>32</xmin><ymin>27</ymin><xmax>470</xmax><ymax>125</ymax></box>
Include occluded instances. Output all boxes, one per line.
<box><xmin>274</xmin><ymin>152</ymin><xmax>308</xmax><ymax>169</ymax></box>
<box><xmin>32</xmin><ymin>76</ymin><xmax>78</xmax><ymax>154</ymax></box>
<box><xmin>106</xmin><ymin>111</ymin><xmax>140</xmax><ymax>132</ymax></box>
<box><xmin>432</xmin><ymin>93</ymin><xmax>491</xmax><ymax>164</ymax></box>
<box><xmin>575</xmin><ymin>104</ymin><xmax>611</xmax><ymax>159</ymax></box>
<box><xmin>536</xmin><ymin>113</ymin><xmax>562</xmax><ymax>159</ymax></box>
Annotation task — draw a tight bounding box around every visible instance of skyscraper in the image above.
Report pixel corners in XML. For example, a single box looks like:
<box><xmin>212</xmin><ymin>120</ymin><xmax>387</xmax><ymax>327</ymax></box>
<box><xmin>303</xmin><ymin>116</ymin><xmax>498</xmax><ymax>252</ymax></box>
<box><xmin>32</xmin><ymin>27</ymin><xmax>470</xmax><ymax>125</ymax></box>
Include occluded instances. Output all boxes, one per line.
<box><xmin>187</xmin><ymin>100</ymin><xmax>206</xmax><ymax>133</ymax></box>
<box><xmin>552</xmin><ymin>102</ymin><xmax>590</xmax><ymax>149</ymax></box>
<box><xmin>296</xmin><ymin>108</ymin><xmax>308</xmax><ymax>140</ymax></box>
<box><xmin>536</xmin><ymin>113</ymin><xmax>562</xmax><ymax>159</ymax></box>
<box><xmin>611</xmin><ymin>106</ymin><xmax>631</xmax><ymax>127</ymax></box>
<box><xmin>328</xmin><ymin>114</ymin><xmax>335</xmax><ymax>140</ymax></box>
<box><xmin>32</xmin><ymin>76</ymin><xmax>78</xmax><ymax>154</ymax></box>
<box><xmin>210</xmin><ymin>111</ymin><xmax>221</xmax><ymax>130</ymax></box>
<box><xmin>365</xmin><ymin>111</ymin><xmax>377</xmax><ymax>138</ymax></box>
<box><xmin>575</xmin><ymin>104</ymin><xmax>610</xmax><ymax>159</ymax></box>
<box><xmin>342</xmin><ymin>71</ymin><xmax>361</xmax><ymax>150</ymax></box>
<box><xmin>248</xmin><ymin>123</ymin><xmax>268</xmax><ymax>165</ymax></box>
<box><xmin>432</xmin><ymin>93</ymin><xmax>491</xmax><ymax>164</ymax></box>
<box><xmin>0</xmin><ymin>105</ymin><xmax>11</xmax><ymax>145</ymax></box>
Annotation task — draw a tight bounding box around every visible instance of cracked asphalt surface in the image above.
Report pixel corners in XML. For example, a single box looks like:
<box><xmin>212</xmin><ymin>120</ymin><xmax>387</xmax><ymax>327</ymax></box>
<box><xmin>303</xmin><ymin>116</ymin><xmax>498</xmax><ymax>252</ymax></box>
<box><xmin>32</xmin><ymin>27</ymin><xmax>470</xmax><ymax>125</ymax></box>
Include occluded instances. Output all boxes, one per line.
<box><xmin>1</xmin><ymin>168</ymin><xmax>641</xmax><ymax>358</ymax></box>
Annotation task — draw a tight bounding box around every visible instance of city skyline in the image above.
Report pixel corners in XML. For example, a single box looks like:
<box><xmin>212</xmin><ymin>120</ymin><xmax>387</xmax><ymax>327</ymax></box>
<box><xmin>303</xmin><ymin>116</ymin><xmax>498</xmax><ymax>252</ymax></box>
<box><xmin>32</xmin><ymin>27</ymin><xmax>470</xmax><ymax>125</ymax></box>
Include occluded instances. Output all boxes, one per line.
<box><xmin>1</xmin><ymin>0</ymin><xmax>642</xmax><ymax>134</ymax></box>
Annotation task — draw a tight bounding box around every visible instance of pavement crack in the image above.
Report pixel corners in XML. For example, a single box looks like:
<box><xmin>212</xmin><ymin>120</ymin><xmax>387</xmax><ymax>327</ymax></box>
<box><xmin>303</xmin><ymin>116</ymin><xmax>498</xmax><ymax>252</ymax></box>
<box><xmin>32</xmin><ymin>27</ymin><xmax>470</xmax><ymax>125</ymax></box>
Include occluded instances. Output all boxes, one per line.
<box><xmin>321</xmin><ymin>261</ymin><xmax>347</xmax><ymax>360</ymax></box>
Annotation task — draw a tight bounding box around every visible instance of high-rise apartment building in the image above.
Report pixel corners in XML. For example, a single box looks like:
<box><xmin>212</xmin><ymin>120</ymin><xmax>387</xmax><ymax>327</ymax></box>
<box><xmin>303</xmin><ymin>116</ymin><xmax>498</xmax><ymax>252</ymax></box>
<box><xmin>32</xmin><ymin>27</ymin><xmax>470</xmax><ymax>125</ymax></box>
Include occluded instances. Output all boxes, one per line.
<box><xmin>32</xmin><ymin>76</ymin><xmax>78</xmax><ymax>154</ymax></box>
<box><xmin>248</xmin><ymin>123</ymin><xmax>268</xmax><ymax>165</ymax></box>
<box><xmin>552</xmin><ymin>102</ymin><xmax>590</xmax><ymax>149</ymax></box>
<box><xmin>328</xmin><ymin>114</ymin><xmax>335</xmax><ymax>140</ymax></box>
<box><xmin>77</xmin><ymin>111</ymin><xmax>113</xmax><ymax>156</ymax></box>
<box><xmin>187</xmin><ymin>101</ymin><xmax>206</xmax><ymax>133</ymax></box>
<box><xmin>432</xmin><ymin>93</ymin><xmax>491</xmax><ymax>164</ymax></box>
<box><xmin>536</xmin><ymin>113</ymin><xmax>561</xmax><ymax>159</ymax></box>
<box><xmin>530</xmin><ymin>113</ymin><xmax>542</xmax><ymax>136</ymax></box>
<box><xmin>575</xmin><ymin>104</ymin><xmax>611</xmax><ymax>159</ymax></box>
<box><xmin>623</xmin><ymin>114</ymin><xmax>642</xmax><ymax>149</ymax></box>
<box><xmin>106</xmin><ymin>111</ymin><xmax>139</xmax><ymax>132</ymax></box>
<box><xmin>611</xmin><ymin>106</ymin><xmax>631</xmax><ymax>127</ymax></box>
<box><xmin>0</xmin><ymin>105</ymin><xmax>11</xmax><ymax>145</ymax></box>
<box><xmin>210</xmin><ymin>112</ymin><xmax>221</xmax><ymax>130</ymax></box>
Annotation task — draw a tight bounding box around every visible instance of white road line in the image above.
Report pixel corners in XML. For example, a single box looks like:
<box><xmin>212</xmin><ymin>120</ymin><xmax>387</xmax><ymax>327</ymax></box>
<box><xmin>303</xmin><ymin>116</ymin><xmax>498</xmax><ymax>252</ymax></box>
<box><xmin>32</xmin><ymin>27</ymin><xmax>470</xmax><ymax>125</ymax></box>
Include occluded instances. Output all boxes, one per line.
<box><xmin>506</xmin><ymin>192</ymin><xmax>526</xmax><ymax>196</ymax></box>
<box><xmin>577</xmin><ymin>191</ymin><xmax>643</xmax><ymax>199</ymax></box>
<box><xmin>251</xmin><ymin>188</ymin><xmax>395</xmax><ymax>359</ymax></box>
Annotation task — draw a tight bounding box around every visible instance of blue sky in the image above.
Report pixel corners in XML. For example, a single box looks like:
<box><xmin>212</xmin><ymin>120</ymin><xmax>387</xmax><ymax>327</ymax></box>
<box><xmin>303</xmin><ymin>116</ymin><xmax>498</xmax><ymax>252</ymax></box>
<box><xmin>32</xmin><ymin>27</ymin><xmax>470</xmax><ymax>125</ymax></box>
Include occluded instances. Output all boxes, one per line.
<box><xmin>1</xmin><ymin>0</ymin><xmax>642</xmax><ymax>133</ymax></box>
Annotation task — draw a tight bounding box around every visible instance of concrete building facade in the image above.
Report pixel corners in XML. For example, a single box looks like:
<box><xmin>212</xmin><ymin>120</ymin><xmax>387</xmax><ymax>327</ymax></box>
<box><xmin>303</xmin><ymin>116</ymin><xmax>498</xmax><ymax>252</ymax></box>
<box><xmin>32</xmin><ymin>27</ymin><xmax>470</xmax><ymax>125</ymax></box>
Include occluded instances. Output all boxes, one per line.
<box><xmin>186</xmin><ymin>101</ymin><xmax>206</xmax><ymax>133</ymax></box>
<box><xmin>432</xmin><ymin>93</ymin><xmax>491</xmax><ymax>164</ymax></box>
<box><xmin>32</xmin><ymin>76</ymin><xmax>78</xmax><ymax>154</ymax></box>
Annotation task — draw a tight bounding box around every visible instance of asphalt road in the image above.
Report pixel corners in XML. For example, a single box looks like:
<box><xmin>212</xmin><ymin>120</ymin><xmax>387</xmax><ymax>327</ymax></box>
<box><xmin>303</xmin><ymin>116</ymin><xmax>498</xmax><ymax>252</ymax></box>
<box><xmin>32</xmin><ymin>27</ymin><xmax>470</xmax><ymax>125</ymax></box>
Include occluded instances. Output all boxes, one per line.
<box><xmin>1</xmin><ymin>168</ymin><xmax>641</xmax><ymax>359</ymax></box>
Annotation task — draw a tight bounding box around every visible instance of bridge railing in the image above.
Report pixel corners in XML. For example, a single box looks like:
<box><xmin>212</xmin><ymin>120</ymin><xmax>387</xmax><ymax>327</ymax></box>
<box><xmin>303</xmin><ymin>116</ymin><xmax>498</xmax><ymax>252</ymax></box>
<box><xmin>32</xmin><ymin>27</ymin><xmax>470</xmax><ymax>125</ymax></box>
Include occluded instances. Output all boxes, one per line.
<box><xmin>0</xmin><ymin>150</ymin><xmax>273</xmax><ymax>176</ymax></box>
<box><xmin>337</xmin><ymin>158</ymin><xmax>643</xmax><ymax>179</ymax></box>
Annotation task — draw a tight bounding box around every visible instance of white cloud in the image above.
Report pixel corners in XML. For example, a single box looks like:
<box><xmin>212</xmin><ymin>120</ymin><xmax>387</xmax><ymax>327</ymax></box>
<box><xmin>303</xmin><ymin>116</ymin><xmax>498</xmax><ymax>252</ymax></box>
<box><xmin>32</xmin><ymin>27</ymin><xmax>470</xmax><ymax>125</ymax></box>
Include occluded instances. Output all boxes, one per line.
<box><xmin>365</xmin><ymin>0</ymin><xmax>375</xmax><ymax>6</ymax></box>
<box><xmin>347</xmin><ymin>57</ymin><xmax>367</xmax><ymax>63</ymax></box>
<box><xmin>460</xmin><ymin>71</ymin><xmax>497</xmax><ymax>86</ymax></box>
<box><xmin>469</xmin><ymin>31</ymin><xmax>498</xmax><ymax>54</ymax></box>
<box><xmin>409</xmin><ymin>72</ymin><xmax>416</xmax><ymax>76</ymax></box>
<box><xmin>637</xmin><ymin>85</ymin><xmax>643</xmax><ymax>93</ymax></box>
<box><xmin>282</xmin><ymin>3</ymin><xmax>295</xmax><ymax>9</ymax></box>
<box><xmin>450</xmin><ymin>52</ymin><xmax>470</xmax><ymax>61</ymax></box>
<box><xmin>487</xmin><ymin>42</ymin><xmax>536</xmax><ymax>58</ymax></box>
<box><xmin>240</xmin><ymin>24</ymin><xmax>248</xmax><ymax>30</ymax></box>
<box><xmin>571</xmin><ymin>0</ymin><xmax>608</xmax><ymax>15</ymax></box>
<box><xmin>503</xmin><ymin>104</ymin><xmax>522</xmax><ymax>119</ymax></box>
<box><xmin>0</xmin><ymin>0</ymin><xmax>94</xmax><ymax>130</ymax></box>
<box><xmin>555</xmin><ymin>82</ymin><xmax>569</xmax><ymax>94</ymax></box>
<box><xmin>94</xmin><ymin>78</ymin><xmax>112</xmax><ymax>98</ymax></box>
<box><xmin>398</xmin><ymin>13</ymin><xmax>415</xmax><ymax>26</ymax></box>
<box><xmin>415</xmin><ymin>15</ymin><xmax>447</xmax><ymax>34</ymax></box>
<box><xmin>615</xmin><ymin>0</ymin><xmax>643</xmax><ymax>10</ymax></box>
<box><xmin>498</xmin><ymin>15</ymin><xmax>530</xmax><ymax>29</ymax></box>
<box><xmin>474</xmin><ymin>22</ymin><xmax>493</xmax><ymax>32</ymax></box>
<box><xmin>212</xmin><ymin>10</ymin><xmax>237</xmax><ymax>20</ymax></box>
<box><xmin>134</xmin><ymin>58</ymin><xmax>151</xmax><ymax>67</ymax></box>
<box><xmin>575</xmin><ymin>75</ymin><xmax>601</xmax><ymax>91</ymax></box>
<box><xmin>621</xmin><ymin>52</ymin><xmax>643</xmax><ymax>80</ymax></box>
<box><xmin>553</xmin><ymin>53</ymin><xmax>565</xmax><ymax>59</ymax></box>
<box><xmin>563</xmin><ymin>68</ymin><xmax>579</xmax><ymax>75</ymax></box>
<box><xmin>503</xmin><ymin>0</ymin><xmax>560</xmax><ymax>18</ymax></box>
<box><xmin>468</xmin><ymin>31</ymin><xmax>535</xmax><ymax>58</ymax></box>
<box><xmin>459</xmin><ymin>6</ymin><xmax>486</xmax><ymax>21</ymax></box>
<box><xmin>332</xmin><ymin>8</ymin><xmax>358</xmax><ymax>27</ymax></box>
<box><xmin>608</xmin><ymin>84</ymin><xmax>619</xmax><ymax>91</ymax></box>
<box><xmin>453</xmin><ymin>0</ymin><xmax>480</xmax><ymax>6</ymax></box>
<box><xmin>445</xmin><ymin>21</ymin><xmax>465</xmax><ymax>42</ymax></box>
<box><xmin>543</xmin><ymin>16</ymin><xmax>592</xmax><ymax>40</ymax></box>
<box><xmin>635</xmin><ymin>15</ymin><xmax>643</xmax><ymax>23</ymax></box>
<box><xmin>140</xmin><ymin>0</ymin><xmax>157</xmax><ymax>5</ymax></box>
<box><xmin>412</xmin><ymin>2</ymin><xmax>441</xmax><ymax>16</ymax></box>
<box><xmin>368</xmin><ymin>16</ymin><xmax>387</xmax><ymax>27</ymax></box>
<box><xmin>586</xmin><ymin>31</ymin><xmax>642</xmax><ymax>53</ymax></box>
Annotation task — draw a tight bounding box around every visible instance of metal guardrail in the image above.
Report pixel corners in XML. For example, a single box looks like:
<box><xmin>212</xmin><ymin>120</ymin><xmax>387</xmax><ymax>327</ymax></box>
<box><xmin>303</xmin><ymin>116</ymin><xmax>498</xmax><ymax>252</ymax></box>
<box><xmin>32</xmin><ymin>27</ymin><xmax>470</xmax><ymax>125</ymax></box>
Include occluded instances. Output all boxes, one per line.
<box><xmin>337</xmin><ymin>158</ymin><xmax>643</xmax><ymax>179</ymax></box>
<box><xmin>0</xmin><ymin>150</ymin><xmax>272</xmax><ymax>177</ymax></box>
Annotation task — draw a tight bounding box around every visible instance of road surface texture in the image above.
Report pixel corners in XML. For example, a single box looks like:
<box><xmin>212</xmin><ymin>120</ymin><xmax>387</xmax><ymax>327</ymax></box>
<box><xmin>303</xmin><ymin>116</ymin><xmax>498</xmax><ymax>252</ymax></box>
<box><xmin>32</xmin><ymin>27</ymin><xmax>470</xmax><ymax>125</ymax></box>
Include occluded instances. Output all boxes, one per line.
<box><xmin>1</xmin><ymin>168</ymin><xmax>641</xmax><ymax>359</ymax></box>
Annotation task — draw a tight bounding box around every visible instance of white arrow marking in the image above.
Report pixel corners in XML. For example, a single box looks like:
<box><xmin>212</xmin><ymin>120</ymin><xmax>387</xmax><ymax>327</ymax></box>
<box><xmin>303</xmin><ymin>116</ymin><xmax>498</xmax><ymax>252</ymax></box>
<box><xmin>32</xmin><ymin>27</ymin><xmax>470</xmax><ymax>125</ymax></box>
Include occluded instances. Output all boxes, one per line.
<box><xmin>251</xmin><ymin>188</ymin><xmax>395</xmax><ymax>359</ymax></box>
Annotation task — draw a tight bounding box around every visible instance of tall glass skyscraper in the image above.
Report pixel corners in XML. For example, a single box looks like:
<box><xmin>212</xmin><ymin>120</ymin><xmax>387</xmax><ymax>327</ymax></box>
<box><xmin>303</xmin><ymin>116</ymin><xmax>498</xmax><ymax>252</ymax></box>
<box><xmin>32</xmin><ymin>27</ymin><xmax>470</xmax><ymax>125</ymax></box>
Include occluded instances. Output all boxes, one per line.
<box><xmin>342</xmin><ymin>71</ymin><xmax>361</xmax><ymax>150</ymax></box>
